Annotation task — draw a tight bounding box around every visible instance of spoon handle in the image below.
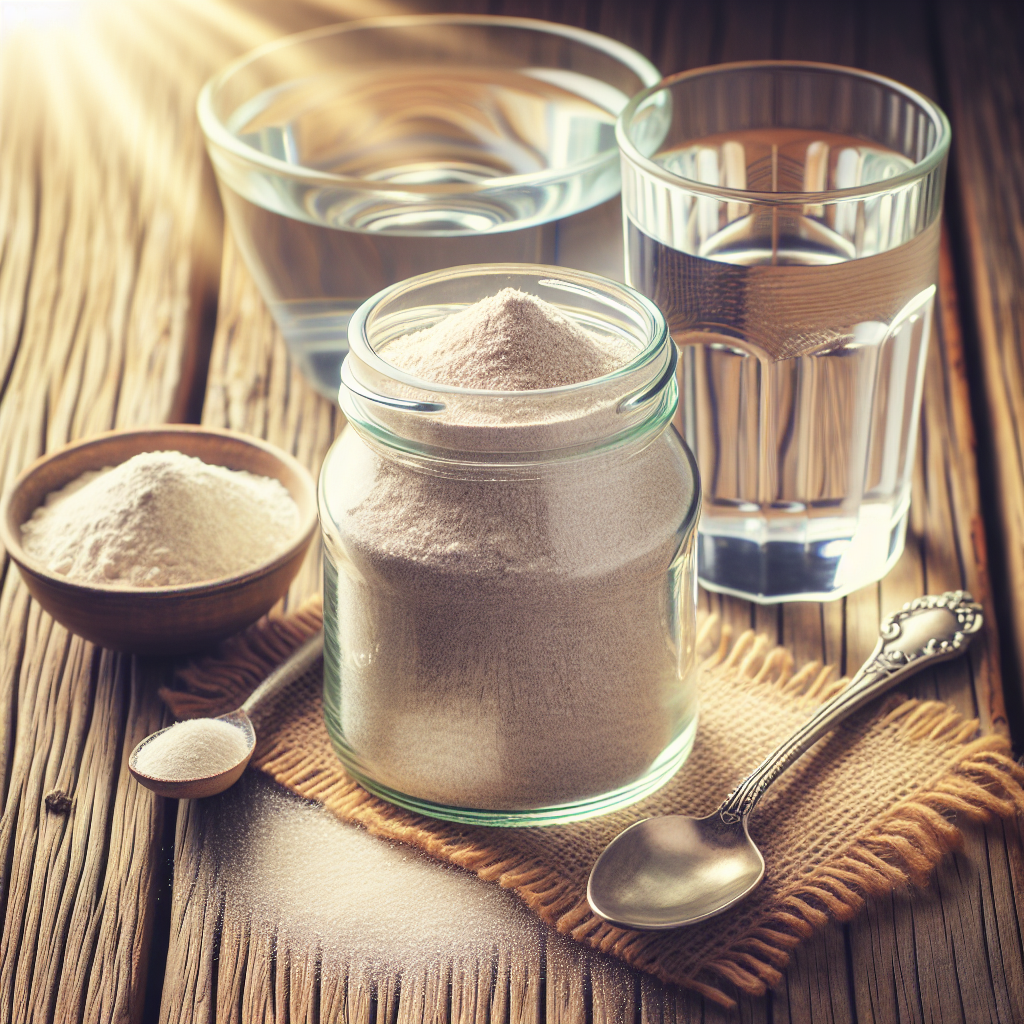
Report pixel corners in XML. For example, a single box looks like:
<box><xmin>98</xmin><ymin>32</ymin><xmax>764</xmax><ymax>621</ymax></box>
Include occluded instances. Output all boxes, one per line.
<box><xmin>240</xmin><ymin>630</ymin><xmax>324</xmax><ymax>717</ymax></box>
<box><xmin>717</xmin><ymin>592</ymin><xmax>982</xmax><ymax>826</ymax></box>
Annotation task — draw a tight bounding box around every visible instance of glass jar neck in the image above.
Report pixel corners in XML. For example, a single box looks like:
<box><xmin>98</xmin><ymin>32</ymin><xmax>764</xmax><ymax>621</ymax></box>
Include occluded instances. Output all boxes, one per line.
<box><xmin>339</xmin><ymin>266</ymin><xmax>677</xmax><ymax>468</ymax></box>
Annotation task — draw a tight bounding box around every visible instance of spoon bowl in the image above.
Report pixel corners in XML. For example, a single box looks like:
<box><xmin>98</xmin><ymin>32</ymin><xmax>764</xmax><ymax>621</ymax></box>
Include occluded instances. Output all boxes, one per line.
<box><xmin>588</xmin><ymin>813</ymin><xmax>764</xmax><ymax>929</ymax></box>
<box><xmin>587</xmin><ymin>592</ymin><xmax>983</xmax><ymax>929</ymax></box>
<box><xmin>128</xmin><ymin>631</ymin><xmax>323</xmax><ymax>800</ymax></box>
<box><xmin>128</xmin><ymin>710</ymin><xmax>256</xmax><ymax>800</ymax></box>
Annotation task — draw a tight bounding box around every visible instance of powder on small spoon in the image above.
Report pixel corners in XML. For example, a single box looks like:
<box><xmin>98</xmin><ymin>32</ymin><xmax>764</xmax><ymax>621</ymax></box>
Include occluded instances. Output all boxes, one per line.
<box><xmin>21</xmin><ymin>449</ymin><xmax>300</xmax><ymax>586</ymax></box>
<box><xmin>134</xmin><ymin>718</ymin><xmax>251</xmax><ymax>781</ymax></box>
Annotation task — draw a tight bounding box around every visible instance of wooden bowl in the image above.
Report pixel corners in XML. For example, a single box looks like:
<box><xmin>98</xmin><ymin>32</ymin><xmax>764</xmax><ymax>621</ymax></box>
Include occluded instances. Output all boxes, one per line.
<box><xmin>0</xmin><ymin>426</ymin><xmax>319</xmax><ymax>655</ymax></box>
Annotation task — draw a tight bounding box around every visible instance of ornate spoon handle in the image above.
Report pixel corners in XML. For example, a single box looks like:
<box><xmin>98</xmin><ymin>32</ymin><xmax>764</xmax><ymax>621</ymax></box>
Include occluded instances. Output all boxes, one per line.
<box><xmin>717</xmin><ymin>592</ymin><xmax>983</xmax><ymax>825</ymax></box>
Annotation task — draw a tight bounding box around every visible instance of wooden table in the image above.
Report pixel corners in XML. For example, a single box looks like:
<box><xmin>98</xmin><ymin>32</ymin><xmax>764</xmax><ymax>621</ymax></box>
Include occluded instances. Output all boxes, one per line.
<box><xmin>1</xmin><ymin>1</ymin><xmax>1022</xmax><ymax>1021</ymax></box>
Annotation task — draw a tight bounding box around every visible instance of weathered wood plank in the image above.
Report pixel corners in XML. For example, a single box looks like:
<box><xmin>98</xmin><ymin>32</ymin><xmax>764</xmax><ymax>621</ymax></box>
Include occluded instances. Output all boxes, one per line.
<box><xmin>0</xmin><ymin>3</ymin><xmax>230</xmax><ymax>1021</ymax></box>
<box><xmin>774</xmin><ymin>923</ymin><xmax>853</xmax><ymax>1024</ymax></box>
<box><xmin>936</xmin><ymin>0</ymin><xmax>1024</xmax><ymax>741</ymax></box>
<box><xmin>199</xmin><ymin>236</ymin><xmax>340</xmax><ymax>606</ymax></box>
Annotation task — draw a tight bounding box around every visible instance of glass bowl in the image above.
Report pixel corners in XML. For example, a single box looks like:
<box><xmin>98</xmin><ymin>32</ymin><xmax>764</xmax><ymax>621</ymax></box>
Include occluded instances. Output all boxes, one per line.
<box><xmin>198</xmin><ymin>15</ymin><xmax>660</xmax><ymax>398</ymax></box>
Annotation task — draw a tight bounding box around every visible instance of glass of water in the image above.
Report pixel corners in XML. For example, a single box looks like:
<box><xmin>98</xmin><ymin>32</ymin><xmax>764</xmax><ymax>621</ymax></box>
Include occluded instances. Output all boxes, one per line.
<box><xmin>617</xmin><ymin>62</ymin><xmax>950</xmax><ymax>603</ymax></box>
<box><xmin>198</xmin><ymin>16</ymin><xmax>659</xmax><ymax>399</ymax></box>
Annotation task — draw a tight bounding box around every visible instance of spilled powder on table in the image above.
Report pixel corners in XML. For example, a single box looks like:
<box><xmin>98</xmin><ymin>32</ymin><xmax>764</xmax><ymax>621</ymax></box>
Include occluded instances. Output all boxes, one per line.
<box><xmin>204</xmin><ymin>774</ymin><xmax>596</xmax><ymax>976</ymax></box>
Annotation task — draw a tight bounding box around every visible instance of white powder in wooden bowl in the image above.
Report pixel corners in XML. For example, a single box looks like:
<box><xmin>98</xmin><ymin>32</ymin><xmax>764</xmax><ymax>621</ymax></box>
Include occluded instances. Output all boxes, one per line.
<box><xmin>134</xmin><ymin>718</ymin><xmax>250</xmax><ymax>781</ymax></box>
<box><xmin>22</xmin><ymin>450</ymin><xmax>300</xmax><ymax>586</ymax></box>
<box><xmin>325</xmin><ymin>288</ymin><xmax>697</xmax><ymax>811</ymax></box>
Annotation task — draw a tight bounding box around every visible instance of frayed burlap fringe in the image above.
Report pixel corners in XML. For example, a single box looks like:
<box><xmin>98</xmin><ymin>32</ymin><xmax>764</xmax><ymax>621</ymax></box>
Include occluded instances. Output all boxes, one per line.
<box><xmin>165</xmin><ymin>598</ymin><xmax>1024</xmax><ymax>1009</ymax></box>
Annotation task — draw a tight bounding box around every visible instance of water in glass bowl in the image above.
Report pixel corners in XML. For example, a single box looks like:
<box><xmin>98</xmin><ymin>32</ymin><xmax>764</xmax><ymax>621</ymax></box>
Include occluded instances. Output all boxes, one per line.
<box><xmin>626</xmin><ymin>128</ymin><xmax>939</xmax><ymax>601</ymax></box>
<box><xmin>217</xmin><ymin>66</ymin><xmax>628</xmax><ymax>397</ymax></box>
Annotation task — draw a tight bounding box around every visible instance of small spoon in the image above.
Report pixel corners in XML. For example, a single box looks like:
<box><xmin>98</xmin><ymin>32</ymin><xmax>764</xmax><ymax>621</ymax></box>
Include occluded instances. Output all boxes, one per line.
<box><xmin>129</xmin><ymin>630</ymin><xmax>324</xmax><ymax>799</ymax></box>
<box><xmin>587</xmin><ymin>591</ymin><xmax>983</xmax><ymax>930</ymax></box>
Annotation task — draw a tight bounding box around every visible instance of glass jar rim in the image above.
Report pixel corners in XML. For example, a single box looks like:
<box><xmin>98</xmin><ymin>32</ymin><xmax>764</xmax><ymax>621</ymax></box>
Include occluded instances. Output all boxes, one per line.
<box><xmin>345</xmin><ymin>262</ymin><xmax>670</xmax><ymax>402</ymax></box>
<box><xmin>197</xmin><ymin>14</ymin><xmax>661</xmax><ymax>197</ymax></box>
<box><xmin>338</xmin><ymin>264</ymin><xmax>684</xmax><ymax>467</ymax></box>
<box><xmin>616</xmin><ymin>59</ymin><xmax>952</xmax><ymax>206</ymax></box>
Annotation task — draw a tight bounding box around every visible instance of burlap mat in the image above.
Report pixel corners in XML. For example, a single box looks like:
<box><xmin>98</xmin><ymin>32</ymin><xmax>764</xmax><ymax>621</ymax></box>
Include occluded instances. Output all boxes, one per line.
<box><xmin>163</xmin><ymin>597</ymin><xmax>1024</xmax><ymax>1008</ymax></box>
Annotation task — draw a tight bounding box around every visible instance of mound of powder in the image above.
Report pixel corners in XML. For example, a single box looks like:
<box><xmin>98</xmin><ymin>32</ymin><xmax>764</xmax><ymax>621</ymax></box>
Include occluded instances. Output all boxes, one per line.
<box><xmin>382</xmin><ymin>287</ymin><xmax>635</xmax><ymax>389</ymax></box>
<box><xmin>134</xmin><ymin>718</ymin><xmax>251</xmax><ymax>781</ymax></box>
<box><xmin>21</xmin><ymin>450</ymin><xmax>300</xmax><ymax>587</ymax></box>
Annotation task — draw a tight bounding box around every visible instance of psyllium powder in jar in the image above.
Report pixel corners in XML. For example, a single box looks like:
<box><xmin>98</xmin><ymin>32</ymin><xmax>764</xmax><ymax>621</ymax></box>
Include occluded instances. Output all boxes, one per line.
<box><xmin>319</xmin><ymin>265</ymin><xmax>701</xmax><ymax>826</ymax></box>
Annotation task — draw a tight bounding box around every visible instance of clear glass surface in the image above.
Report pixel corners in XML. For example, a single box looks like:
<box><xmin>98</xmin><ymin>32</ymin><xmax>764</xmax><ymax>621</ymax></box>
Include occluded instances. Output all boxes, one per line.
<box><xmin>318</xmin><ymin>264</ymin><xmax>700</xmax><ymax>825</ymax></box>
<box><xmin>198</xmin><ymin>16</ymin><xmax>659</xmax><ymax>398</ymax></box>
<box><xmin>618</xmin><ymin>62</ymin><xmax>950</xmax><ymax>603</ymax></box>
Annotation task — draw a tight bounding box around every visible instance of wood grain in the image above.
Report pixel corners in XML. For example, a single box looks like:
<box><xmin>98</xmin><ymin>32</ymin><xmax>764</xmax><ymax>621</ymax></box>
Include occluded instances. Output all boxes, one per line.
<box><xmin>0</xmin><ymin>0</ymin><xmax>1021</xmax><ymax>1021</ymax></box>
<box><xmin>935</xmin><ymin>0</ymin><xmax>1024</xmax><ymax>741</ymax></box>
<box><xmin>0</xmin><ymin>3</ymin><xmax>234</xmax><ymax>1022</ymax></box>
<box><xmin>200</xmin><ymin>238</ymin><xmax>342</xmax><ymax>607</ymax></box>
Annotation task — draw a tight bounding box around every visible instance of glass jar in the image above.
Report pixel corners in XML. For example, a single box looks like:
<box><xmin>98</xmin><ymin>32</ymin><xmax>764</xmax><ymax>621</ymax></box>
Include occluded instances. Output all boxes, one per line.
<box><xmin>318</xmin><ymin>264</ymin><xmax>701</xmax><ymax>825</ymax></box>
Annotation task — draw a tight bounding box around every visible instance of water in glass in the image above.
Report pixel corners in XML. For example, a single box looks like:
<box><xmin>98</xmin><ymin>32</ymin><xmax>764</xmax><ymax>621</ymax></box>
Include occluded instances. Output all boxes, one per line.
<box><xmin>627</xmin><ymin>128</ymin><xmax>938</xmax><ymax>601</ymax></box>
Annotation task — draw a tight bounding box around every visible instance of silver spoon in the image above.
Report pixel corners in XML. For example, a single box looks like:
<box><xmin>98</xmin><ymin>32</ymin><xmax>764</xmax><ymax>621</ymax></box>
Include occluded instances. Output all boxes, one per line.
<box><xmin>587</xmin><ymin>591</ymin><xmax>983</xmax><ymax>930</ymax></box>
<box><xmin>129</xmin><ymin>631</ymin><xmax>324</xmax><ymax>799</ymax></box>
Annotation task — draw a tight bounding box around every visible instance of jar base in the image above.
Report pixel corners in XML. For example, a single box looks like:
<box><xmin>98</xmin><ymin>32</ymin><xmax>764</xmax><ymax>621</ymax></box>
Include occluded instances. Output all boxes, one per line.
<box><xmin>328</xmin><ymin>716</ymin><xmax>698</xmax><ymax>827</ymax></box>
